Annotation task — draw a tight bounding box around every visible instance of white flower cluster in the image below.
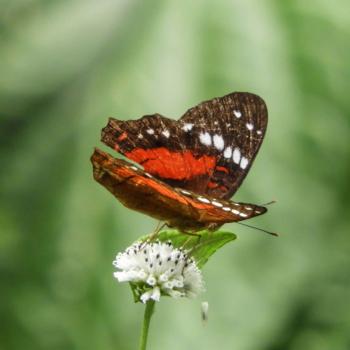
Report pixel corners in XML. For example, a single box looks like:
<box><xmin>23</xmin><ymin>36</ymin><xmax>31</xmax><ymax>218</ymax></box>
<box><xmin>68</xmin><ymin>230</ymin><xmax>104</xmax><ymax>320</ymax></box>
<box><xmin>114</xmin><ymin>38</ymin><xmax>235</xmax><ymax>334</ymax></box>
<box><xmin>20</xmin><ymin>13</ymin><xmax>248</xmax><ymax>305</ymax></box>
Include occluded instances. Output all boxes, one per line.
<box><xmin>113</xmin><ymin>240</ymin><xmax>204</xmax><ymax>303</ymax></box>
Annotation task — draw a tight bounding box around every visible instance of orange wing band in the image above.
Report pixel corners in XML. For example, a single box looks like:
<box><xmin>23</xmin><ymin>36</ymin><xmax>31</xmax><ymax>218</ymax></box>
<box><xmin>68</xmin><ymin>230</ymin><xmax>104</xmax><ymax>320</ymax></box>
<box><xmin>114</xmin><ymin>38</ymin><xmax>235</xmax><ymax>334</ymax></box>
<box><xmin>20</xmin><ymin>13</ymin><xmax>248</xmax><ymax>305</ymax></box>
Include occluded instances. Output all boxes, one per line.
<box><xmin>124</xmin><ymin>147</ymin><xmax>216</xmax><ymax>180</ymax></box>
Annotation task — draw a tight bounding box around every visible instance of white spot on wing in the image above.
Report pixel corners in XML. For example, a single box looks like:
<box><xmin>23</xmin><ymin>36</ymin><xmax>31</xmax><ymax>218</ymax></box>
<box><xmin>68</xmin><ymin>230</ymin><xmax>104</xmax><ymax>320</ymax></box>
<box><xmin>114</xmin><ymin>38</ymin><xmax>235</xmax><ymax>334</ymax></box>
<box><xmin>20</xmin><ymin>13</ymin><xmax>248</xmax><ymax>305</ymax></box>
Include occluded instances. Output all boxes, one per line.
<box><xmin>182</xmin><ymin>123</ymin><xmax>194</xmax><ymax>132</ymax></box>
<box><xmin>222</xmin><ymin>207</ymin><xmax>231</xmax><ymax>212</ymax></box>
<box><xmin>213</xmin><ymin>134</ymin><xmax>224</xmax><ymax>150</ymax></box>
<box><xmin>233</xmin><ymin>110</ymin><xmax>241</xmax><ymax>118</ymax></box>
<box><xmin>180</xmin><ymin>189</ymin><xmax>191</xmax><ymax>195</ymax></box>
<box><xmin>130</xmin><ymin>165</ymin><xmax>138</xmax><ymax>171</ymax></box>
<box><xmin>162</xmin><ymin>129</ymin><xmax>170</xmax><ymax>138</ymax></box>
<box><xmin>240</xmin><ymin>157</ymin><xmax>249</xmax><ymax>169</ymax></box>
<box><xmin>232</xmin><ymin>209</ymin><xmax>240</xmax><ymax>215</ymax></box>
<box><xmin>138</xmin><ymin>133</ymin><xmax>143</xmax><ymax>139</ymax></box>
<box><xmin>233</xmin><ymin>147</ymin><xmax>241</xmax><ymax>164</ymax></box>
<box><xmin>224</xmin><ymin>146</ymin><xmax>232</xmax><ymax>158</ymax></box>
<box><xmin>199</xmin><ymin>132</ymin><xmax>212</xmax><ymax>146</ymax></box>
<box><xmin>239</xmin><ymin>212</ymin><xmax>248</xmax><ymax>218</ymax></box>
<box><xmin>246</xmin><ymin>123</ymin><xmax>254</xmax><ymax>131</ymax></box>
<box><xmin>198</xmin><ymin>196</ymin><xmax>210</xmax><ymax>203</ymax></box>
<box><xmin>212</xmin><ymin>201</ymin><xmax>223</xmax><ymax>207</ymax></box>
<box><xmin>257</xmin><ymin>130</ymin><xmax>262</xmax><ymax>135</ymax></box>
<box><xmin>146</xmin><ymin>128</ymin><xmax>154</xmax><ymax>135</ymax></box>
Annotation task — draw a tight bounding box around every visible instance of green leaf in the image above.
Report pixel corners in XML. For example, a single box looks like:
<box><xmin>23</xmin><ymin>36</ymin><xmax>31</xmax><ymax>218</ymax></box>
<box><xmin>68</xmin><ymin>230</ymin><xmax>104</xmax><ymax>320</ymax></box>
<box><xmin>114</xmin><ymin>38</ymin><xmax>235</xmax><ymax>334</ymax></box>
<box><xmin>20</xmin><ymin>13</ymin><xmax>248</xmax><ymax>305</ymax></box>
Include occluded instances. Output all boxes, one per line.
<box><xmin>129</xmin><ymin>229</ymin><xmax>236</xmax><ymax>302</ymax></box>
<box><xmin>147</xmin><ymin>229</ymin><xmax>237</xmax><ymax>269</ymax></box>
<box><xmin>130</xmin><ymin>282</ymin><xmax>147</xmax><ymax>303</ymax></box>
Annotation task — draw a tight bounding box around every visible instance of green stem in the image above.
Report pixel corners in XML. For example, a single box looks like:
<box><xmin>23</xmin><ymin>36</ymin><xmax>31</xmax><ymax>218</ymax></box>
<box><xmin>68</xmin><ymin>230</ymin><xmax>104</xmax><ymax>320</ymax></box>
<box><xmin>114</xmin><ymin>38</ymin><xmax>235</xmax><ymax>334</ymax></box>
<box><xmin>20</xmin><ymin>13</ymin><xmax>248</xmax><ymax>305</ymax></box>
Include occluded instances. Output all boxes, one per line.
<box><xmin>139</xmin><ymin>300</ymin><xmax>155</xmax><ymax>350</ymax></box>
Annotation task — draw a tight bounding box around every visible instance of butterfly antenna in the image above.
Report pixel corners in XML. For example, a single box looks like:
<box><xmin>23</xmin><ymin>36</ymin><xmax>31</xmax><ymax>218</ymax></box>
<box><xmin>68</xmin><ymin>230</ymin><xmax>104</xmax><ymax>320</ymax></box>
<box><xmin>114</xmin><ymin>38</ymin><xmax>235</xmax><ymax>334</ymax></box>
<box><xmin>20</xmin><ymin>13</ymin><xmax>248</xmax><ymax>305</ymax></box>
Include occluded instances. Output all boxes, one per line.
<box><xmin>236</xmin><ymin>222</ymin><xmax>279</xmax><ymax>237</ymax></box>
<box><xmin>260</xmin><ymin>200</ymin><xmax>277</xmax><ymax>206</ymax></box>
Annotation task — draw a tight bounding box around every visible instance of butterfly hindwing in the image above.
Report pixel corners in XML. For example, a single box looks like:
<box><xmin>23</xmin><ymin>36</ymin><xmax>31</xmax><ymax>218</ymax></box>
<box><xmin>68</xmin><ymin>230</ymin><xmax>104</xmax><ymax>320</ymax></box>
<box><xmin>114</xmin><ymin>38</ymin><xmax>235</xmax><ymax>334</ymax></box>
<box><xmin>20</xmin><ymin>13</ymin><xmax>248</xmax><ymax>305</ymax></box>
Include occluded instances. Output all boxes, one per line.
<box><xmin>91</xmin><ymin>148</ymin><xmax>267</xmax><ymax>231</ymax></box>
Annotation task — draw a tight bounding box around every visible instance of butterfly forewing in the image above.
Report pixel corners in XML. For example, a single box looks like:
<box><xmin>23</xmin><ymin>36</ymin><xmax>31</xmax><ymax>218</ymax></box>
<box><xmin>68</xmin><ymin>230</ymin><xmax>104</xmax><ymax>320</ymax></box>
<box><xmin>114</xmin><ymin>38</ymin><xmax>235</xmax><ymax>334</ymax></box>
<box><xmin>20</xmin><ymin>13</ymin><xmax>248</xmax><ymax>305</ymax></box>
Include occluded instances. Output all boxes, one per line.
<box><xmin>179</xmin><ymin>92</ymin><xmax>268</xmax><ymax>198</ymax></box>
<box><xmin>101</xmin><ymin>92</ymin><xmax>267</xmax><ymax>200</ymax></box>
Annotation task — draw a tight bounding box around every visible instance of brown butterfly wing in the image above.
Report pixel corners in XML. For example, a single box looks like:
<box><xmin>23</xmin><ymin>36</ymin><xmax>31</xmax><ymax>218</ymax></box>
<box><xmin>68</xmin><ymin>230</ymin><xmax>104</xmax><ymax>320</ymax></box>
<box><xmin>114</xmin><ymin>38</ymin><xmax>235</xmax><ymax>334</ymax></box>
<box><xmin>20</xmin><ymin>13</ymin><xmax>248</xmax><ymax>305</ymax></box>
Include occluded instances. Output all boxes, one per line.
<box><xmin>91</xmin><ymin>148</ymin><xmax>267</xmax><ymax>231</ymax></box>
<box><xmin>100</xmin><ymin>92</ymin><xmax>267</xmax><ymax>200</ymax></box>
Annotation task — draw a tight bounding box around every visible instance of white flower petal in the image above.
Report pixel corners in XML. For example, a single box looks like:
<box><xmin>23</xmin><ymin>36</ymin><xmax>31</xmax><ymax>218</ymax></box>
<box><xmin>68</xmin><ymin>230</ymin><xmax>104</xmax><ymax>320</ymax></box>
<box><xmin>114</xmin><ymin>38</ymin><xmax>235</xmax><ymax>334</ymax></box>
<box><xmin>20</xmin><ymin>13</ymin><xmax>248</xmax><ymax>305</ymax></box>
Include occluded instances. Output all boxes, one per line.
<box><xmin>159</xmin><ymin>273</ymin><xmax>169</xmax><ymax>282</ymax></box>
<box><xmin>146</xmin><ymin>275</ymin><xmax>157</xmax><ymax>286</ymax></box>
<box><xmin>140</xmin><ymin>290</ymin><xmax>153</xmax><ymax>303</ymax></box>
<box><xmin>150</xmin><ymin>286</ymin><xmax>161</xmax><ymax>301</ymax></box>
<box><xmin>167</xmin><ymin>290</ymin><xmax>185</xmax><ymax>299</ymax></box>
<box><xmin>137</xmin><ymin>270</ymin><xmax>148</xmax><ymax>280</ymax></box>
<box><xmin>162</xmin><ymin>280</ymin><xmax>174</xmax><ymax>289</ymax></box>
<box><xmin>173</xmin><ymin>278</ymin><xmax>184</xmax><ymax>288</ymax></box>
<box><xmin>113</xmin><ymin>241</ymin><xmax>204</xmax><ymax>303</ymax></box>
<box><xmin>113</xmin><ymin>271</ymin><xmax>137</xmax><ymax>282</ymax></box>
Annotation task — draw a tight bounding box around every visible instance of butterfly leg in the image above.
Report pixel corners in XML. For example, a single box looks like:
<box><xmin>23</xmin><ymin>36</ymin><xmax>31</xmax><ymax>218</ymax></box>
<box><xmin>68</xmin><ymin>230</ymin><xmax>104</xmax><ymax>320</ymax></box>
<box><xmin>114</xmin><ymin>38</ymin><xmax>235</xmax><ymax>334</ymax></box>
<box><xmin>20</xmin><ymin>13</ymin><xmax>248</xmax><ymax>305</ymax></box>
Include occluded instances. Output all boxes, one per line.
<box><xmin>142</xmin><ymin>221</ymin><xmax>167</xmax><ymax>248</ymax></box>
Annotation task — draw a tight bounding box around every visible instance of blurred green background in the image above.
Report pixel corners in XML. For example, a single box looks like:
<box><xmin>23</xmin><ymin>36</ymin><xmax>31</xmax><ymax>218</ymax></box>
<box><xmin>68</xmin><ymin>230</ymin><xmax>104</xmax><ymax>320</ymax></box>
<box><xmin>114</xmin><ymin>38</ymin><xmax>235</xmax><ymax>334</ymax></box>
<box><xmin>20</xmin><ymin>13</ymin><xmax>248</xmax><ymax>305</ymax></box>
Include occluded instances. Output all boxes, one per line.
<box><xmin>1</xmin><ymin>1</ymin><xmax>350</xmax><ymax>349</ymax></box>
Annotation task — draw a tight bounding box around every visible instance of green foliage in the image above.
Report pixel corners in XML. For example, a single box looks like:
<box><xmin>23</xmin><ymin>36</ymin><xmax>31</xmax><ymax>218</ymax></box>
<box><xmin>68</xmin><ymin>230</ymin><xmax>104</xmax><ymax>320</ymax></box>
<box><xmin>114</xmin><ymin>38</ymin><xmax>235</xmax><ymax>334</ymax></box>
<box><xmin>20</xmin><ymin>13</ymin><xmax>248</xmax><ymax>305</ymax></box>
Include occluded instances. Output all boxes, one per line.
<box><xmin>1</xmin><ymin>1</ymin><xmax>350</xmax><ymax>350</ymax></box>
<box><xmin>130</xmin><ymin>229</ymin><xmax>236</xmax><ymax>302</ymax></box>
<box><xmin>154</xmin><ymin>229</ymin><xmax>236</xmax><ymax>268</ymax></box>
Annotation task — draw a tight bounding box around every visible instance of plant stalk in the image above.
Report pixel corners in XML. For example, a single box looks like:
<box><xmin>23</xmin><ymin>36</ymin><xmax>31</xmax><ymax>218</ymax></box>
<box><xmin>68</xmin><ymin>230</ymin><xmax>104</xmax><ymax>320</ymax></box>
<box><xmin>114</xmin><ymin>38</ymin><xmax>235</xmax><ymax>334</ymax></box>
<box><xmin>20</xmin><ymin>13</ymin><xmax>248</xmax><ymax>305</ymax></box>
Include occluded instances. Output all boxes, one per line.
<box><xmin>139</xmin><ymin>300</ymin><xmax>155</xmax><ymax>350</ymax></box>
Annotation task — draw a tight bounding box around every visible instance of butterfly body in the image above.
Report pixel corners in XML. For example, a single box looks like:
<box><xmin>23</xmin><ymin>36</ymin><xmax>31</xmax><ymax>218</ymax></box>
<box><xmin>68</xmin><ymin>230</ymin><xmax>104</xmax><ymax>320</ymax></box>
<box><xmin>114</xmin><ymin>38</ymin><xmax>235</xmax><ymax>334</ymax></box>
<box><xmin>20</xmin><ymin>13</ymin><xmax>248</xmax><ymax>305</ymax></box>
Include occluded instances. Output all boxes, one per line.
<box><xmin>91</xmin><ymin>92</ymin><xmax>268</xmax><ymax>231</ymax></box>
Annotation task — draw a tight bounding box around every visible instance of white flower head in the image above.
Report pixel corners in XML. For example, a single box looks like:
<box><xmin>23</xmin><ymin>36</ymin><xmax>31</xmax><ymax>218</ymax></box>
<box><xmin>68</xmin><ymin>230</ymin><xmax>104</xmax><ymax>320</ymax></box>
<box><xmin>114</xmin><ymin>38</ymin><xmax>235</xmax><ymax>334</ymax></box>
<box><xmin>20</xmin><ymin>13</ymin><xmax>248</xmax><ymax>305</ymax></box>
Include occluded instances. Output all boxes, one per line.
<box><xmin>113</xmin><ymin>240</ymin><xmax>204</xmax><ymax>303</ymax></box>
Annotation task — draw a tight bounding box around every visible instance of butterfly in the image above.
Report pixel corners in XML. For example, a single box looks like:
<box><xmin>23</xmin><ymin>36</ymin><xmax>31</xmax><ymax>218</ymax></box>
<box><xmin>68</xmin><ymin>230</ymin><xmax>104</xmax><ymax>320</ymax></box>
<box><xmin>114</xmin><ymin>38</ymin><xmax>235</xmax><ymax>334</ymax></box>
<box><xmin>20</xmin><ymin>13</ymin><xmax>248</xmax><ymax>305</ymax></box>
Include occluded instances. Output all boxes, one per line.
<box><xmin>91</xmin><ymin>92</ymin><xmax>269</xmax><ymax>232</ymax></box>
